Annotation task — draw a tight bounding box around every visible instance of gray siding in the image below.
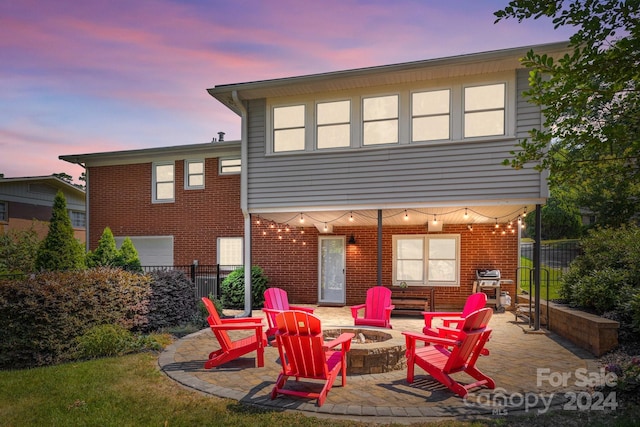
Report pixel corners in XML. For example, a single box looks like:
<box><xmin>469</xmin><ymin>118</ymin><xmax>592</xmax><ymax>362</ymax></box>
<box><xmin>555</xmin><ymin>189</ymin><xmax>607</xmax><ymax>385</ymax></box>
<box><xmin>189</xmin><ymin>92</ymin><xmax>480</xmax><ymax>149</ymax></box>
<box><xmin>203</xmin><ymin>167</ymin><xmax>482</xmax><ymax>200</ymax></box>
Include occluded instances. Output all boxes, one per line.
<box><xmin>246</xmin><ymin>93</ymin><xmax>544</xmax><ymax>210</ymax></box>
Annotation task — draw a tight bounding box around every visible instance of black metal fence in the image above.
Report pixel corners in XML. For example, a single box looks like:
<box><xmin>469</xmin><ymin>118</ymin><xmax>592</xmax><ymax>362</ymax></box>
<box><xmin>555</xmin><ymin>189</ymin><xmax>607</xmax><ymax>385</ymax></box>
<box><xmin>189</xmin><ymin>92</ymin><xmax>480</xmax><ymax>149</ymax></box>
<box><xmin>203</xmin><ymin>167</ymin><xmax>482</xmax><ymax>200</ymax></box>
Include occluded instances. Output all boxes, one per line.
<box><xmin>518</xmin><ymin>240</ymin><xmax>581</xmax><ymax>298</ymax></box>
<box><xmin>141</xmin><ymin>264</ymin><xmax>242</xmax><ymax>299</ymax></box>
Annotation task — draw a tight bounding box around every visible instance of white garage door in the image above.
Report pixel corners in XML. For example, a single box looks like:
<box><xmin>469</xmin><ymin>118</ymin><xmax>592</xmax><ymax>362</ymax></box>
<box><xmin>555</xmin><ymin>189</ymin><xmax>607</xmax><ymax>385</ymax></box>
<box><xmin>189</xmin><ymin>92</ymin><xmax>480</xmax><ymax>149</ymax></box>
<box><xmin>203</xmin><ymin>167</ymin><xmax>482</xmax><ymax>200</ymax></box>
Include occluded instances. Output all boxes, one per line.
<box><xmin>115</xmin><ymin>236</ymin><xmax>174</xmax><ymax>266</ymax></box>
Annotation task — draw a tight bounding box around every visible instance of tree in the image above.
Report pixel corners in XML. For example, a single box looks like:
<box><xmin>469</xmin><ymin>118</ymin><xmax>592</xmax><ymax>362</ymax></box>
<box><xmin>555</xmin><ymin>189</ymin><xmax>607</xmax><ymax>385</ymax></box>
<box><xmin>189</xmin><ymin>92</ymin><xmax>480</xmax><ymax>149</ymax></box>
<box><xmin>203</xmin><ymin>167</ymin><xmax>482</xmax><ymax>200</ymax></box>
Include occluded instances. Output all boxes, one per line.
<box><xmin>86</xmin><ymin>227</ymin><xmax>119</xmax><ymax>268</ymax></box>
<box><xmin>524</xmin><ymin>186</ymin><xmax>583</xmax><ymax>239</ymax></box>
<box><xmin>35</xmin><ymin>191</ymin><xmax>85</xmax><ymax>271</ymax></box>
<box><xmin>0</xmin><ymin>226</ymin><xmax>40</xmax><ymax>273</ymax></box>
<box><xmin>495</xmin><ymin>0</ymin><xmax>640</xmax><ymax>226</ymax></box>
<box><xmin>118</xmin><ymin>237</ymin><xmax>142</xmax><ymax>273</ymax></box>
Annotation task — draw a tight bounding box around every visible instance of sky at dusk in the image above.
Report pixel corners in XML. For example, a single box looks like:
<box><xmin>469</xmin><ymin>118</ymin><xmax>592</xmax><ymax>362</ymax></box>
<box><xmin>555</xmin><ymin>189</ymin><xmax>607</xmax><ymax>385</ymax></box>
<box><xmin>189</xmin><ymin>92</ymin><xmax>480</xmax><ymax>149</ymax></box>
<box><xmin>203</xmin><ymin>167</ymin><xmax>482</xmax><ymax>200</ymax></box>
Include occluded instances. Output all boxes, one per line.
<box><xmin>0</xmin><ymin>0</ymin><xmax>575</xmax><ymax>182</ymax></box>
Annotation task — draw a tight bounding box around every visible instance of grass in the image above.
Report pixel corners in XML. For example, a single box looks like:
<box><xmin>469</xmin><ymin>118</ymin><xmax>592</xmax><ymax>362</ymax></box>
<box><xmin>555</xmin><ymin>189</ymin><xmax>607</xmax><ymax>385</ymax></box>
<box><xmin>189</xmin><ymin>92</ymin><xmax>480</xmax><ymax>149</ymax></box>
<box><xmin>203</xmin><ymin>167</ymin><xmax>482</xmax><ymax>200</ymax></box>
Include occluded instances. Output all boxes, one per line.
<box><xmin>1</xmin><ymin>352</ymin><xmax>639</xmax><ymax>426</ymax></box>
<box><xmin>518</xmin><ymin>257</ymin><xmax>564</xmax><ymax>300</ymax></box>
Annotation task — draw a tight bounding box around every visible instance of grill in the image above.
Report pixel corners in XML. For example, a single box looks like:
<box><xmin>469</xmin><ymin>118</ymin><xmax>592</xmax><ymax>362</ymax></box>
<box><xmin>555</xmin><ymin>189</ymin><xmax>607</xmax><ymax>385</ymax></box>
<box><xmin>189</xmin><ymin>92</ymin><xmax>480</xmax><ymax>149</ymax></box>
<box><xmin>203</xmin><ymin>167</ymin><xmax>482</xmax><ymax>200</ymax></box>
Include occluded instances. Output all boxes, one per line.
<box><xmin>475</xmin><ymin>269</ymin><xmax>505</xmax><ymax>312</ymax></box>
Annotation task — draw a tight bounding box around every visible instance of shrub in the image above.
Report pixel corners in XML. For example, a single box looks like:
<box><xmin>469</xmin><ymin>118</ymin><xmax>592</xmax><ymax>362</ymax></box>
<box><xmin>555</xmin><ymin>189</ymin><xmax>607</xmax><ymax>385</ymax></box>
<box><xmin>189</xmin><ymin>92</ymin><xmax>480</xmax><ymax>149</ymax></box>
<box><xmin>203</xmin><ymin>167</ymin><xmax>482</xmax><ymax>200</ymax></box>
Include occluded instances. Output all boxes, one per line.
<box><xmin>144</xmin><ymin>270</ymin><xmax>197</xmax><ymax>332</ymax></box>
<box><xmin>35</xmin><ymin>191</ymin><xmax>85</xmax><ymax>271</ymax></box>
<box><xmin>117</xmin><ymin>237</ymin><xmax>142</xmax><ymax>273</ymax></box>
<box><xmin>0</xmin><ymin>268</ymin><xmax>151</xmax><ymax>369</ymax></box>
<box><xmin>220</xmin><ymin>266</ymin><xmax>269</xmax><ymax>309</ymax></box>
<box><xmin>75</xmin><ymin>324</ymin><xmax>137</xmax><ymax>359</ymax></box>
<box><xmin>0</xmin><ymin>225</ymin><xmax>40</xmax><ymax>274</ymax></box>
<box><xmin>568</xmin><ymin>268</ymin><xmax>628</xmax><ymax>313</ymax></box>
<box><xmin>86</xmin><ymin>227</ymin><xmax>119</xmax><ymax>268</ymax></box>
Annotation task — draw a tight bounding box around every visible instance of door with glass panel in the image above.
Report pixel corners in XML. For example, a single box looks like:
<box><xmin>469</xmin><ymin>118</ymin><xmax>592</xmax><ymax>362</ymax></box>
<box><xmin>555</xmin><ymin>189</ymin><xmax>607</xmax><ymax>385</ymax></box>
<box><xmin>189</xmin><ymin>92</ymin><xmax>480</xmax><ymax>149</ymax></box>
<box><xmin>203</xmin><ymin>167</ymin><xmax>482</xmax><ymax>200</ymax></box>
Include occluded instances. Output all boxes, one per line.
<box><xmin>318</xmin><ymin>236</ymin><xmax>346</xmax><ymax>304</ymax></box>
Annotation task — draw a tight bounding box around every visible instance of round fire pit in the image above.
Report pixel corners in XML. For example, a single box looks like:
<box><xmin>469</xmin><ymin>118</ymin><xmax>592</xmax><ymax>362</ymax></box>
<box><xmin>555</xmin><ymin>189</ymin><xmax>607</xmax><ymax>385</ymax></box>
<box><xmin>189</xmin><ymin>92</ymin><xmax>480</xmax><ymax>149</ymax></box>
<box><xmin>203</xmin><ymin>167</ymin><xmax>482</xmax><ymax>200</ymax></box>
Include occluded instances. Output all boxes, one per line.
<box><xmin>323</xmin><ymin>328</ymin><xmax>406</xmax><ymax>375</ymax></box>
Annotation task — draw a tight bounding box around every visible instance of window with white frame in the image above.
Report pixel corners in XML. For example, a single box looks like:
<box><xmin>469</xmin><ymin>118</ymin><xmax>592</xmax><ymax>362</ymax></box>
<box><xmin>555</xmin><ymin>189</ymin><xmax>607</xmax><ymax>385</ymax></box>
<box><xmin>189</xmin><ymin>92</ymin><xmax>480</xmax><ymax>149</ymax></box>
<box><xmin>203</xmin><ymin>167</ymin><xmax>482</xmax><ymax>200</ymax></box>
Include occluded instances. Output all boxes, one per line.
<box><xmin>70</xmin><ymin>210</ymin><xmax>85</xmax><ymax>228</ymax></box>
<box><xmin>393</xmin><ymin>234</ymin><xmax>460</xmax><ymax>286</ymax></box>
<box><xmin>273</xmin><ymin>104</ymin><xmax>306</xmax><ymax>152</ymax></box>
<box><xmin>317</xmin><ymin>100</ymin><xmax>351</xmax><ymax>149</ymax></box>
<box><xmin>153</xmin><ymin>162</ymin><xmax>175</xmax><ymax>202</ymax></box>
<box><xmin>217</xmin><ymin>237</ymin><xmax>243</xmax><ymax>266</ymax></box>
<box><xmin>363</xmin><ymin>95</ymin><xmax>399</xmax><ymax>145</ymax></box>
<box><xmin>219</xmin><ymin>157</ymin><xmax>241</xmax><ymax>174</ymax></box>
<box><xmin>185</xmin><ymin>160</ymin><xmax>204</xmax><ymax>189</ymax></box>
<box><xmin>412</xmin><ymin>89</ymin><xmax>450</xmax><ymax>142</ymax></box>
<box><xmin>464</xmin><ymin>83</ymin><xmax>505</xmax><ymax>138</ymax></box>
<box><xmin>0</xmin><ymin>201</ymin><xmax>7</xmax><ymax>222</ymax></box>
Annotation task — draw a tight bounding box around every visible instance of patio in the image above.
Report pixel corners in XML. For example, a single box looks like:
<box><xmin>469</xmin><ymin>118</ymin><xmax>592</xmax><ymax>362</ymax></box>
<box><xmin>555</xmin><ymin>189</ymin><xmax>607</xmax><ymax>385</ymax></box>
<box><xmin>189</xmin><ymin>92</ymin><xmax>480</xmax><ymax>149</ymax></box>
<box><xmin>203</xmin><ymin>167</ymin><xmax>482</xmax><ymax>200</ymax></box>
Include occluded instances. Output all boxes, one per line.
<box><xmin>159</xmin><ymin>306</ymin><xmax>601</xmax><ymax>423</ymax></box>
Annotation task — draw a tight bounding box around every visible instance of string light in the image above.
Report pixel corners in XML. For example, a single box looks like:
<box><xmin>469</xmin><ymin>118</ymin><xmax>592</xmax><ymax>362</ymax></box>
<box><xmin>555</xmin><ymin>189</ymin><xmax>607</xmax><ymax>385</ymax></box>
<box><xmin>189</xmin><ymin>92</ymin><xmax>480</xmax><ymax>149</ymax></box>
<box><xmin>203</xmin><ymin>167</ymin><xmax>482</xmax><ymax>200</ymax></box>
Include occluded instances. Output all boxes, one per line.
<box><xmin>256</xmin><ymin>217</ymin><xmax>261</xmax><ymax>225</ymax></box>
<box><xmin>299</xmin><ymin>214</ymin><xmax>304</xmax><ymax>223</ymax></box>
<box><xmin>404</xmin><ymin>210</ymin><xmax>409</xmax><ymax>221</ymax></box>
<box><xmin>432</xmin><ymin>214</ymin><xmax>438</xmax><ymax>225</ymax></box>
<box><xmin>464</xmin><ymin>208</ymin><xmax>469</xmax><ymax>219</ymax></box>
<box><xmin>349</xmin><ymin>212</ymin><xmax>354</xmax><ymax>222</ymax></box>
<box><xmin>323</xmin><ymin>223</ymin><xmax>328</xmax><ymax>232</ymax></box>
<box><xmin>523</xmin><ymin>207</ymin><xmax>527</xmax><ymax>217</ymax></box>
<box><xmin>495</xmin><ymin>218</ymin><xmax>499</xmax><ymax>228</ymax></box>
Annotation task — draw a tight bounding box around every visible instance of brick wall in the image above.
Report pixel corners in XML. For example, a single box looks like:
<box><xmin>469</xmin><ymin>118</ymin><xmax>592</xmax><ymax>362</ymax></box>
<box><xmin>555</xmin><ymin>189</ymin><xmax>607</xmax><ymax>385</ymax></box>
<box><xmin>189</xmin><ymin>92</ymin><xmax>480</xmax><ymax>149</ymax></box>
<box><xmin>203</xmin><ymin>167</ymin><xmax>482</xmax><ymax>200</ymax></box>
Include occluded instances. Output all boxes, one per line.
<box><xmin>252</xmin><ymin>221</ymin><xmax>519</xmax><ymax>309</ymax></box>
<box><xmin>88</xmin><ymin>158</ymin><xmax>243</xmax><ymax>265</ymax></box>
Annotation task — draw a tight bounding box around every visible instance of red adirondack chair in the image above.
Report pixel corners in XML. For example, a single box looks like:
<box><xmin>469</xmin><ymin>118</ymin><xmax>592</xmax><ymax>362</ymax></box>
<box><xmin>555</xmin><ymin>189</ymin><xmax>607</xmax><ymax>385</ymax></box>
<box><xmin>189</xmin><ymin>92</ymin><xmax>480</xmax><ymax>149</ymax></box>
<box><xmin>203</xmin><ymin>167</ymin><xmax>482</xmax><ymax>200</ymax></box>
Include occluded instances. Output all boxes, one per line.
<box><xmin>262</xmin><ymin>287</ymin><xmax>315</xmax><ymax>337</ymax></box>
<box><xmin>402</xmin><ymin>307</ymin><xmax>495</xmax><ymax>398</ymax></box>
<box><xmin>350</xmin><ymin>286</ymin><xmax>395</xmax><ymax>328</ymax></box>
<box><xmin>422</xmin><ymin>292</ymin><xmax>487</xmax><ymax>335</ymax></box>
<box><xmin>271</xmin><ymin>310</ymin><xmax>354</xmax><ymax>406</ymax></box>
<box><xmin>201</xmin><ymin>297</ymin><xmax>267</xmax><ymax>369</ymax></box>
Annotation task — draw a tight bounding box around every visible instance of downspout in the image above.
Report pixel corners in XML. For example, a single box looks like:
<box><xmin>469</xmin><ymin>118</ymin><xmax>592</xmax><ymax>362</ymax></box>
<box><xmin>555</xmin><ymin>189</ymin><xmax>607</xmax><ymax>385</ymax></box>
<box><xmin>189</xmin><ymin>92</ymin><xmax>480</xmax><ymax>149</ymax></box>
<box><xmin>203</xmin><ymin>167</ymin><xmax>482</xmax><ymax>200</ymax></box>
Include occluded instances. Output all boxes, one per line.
<box><xmin>232</xmin><ymin>90</ymin><xmax>252</xmax><ymax>318</ymax></box>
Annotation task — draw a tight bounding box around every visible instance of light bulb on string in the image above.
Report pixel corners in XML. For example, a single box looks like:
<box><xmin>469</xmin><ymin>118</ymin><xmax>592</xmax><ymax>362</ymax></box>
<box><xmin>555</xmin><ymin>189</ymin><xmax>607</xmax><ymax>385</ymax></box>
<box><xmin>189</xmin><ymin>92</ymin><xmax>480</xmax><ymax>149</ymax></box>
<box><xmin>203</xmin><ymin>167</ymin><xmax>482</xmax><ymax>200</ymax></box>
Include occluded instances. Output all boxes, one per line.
<box><xmin>523</xmin><ymin>207</ymin><xmax>527</xmax><ymax>217</ymax></box>
<box><xmin>495</xmin><ymin>218</ymin><xmax>499</xmax><ymax>228</ymax></box>
<box><xmin>432</xmin><ymin>215</ymin><xmax>438</xmax><ymax>225</ymax></box>
<box><xmin>299</xmin><ymin>214</ymin><xmax>304</xmax><ymax>223</ymax></box>
<box><xmin>349</xmin><ymin>212</ymin><xmax>354</xmax><ymax>222</ymax></box>
<box><xmin>464</xmin><ymin>208</ymin><xmax>469</xmax><ymax>219</ymax></box>
<box><xmin>404</xmin><ymin>210</ymin><xmax>409</xmax><ymax>221</ymax></box>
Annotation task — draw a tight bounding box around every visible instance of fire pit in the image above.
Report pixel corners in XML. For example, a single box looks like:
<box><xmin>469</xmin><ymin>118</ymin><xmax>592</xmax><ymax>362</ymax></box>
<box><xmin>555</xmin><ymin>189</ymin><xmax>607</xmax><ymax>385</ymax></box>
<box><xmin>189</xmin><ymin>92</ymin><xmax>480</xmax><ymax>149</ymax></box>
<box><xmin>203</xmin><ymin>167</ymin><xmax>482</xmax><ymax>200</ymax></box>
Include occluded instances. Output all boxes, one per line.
<box><xmin>323</xmin><ymin>328</ymin><xmax>406</xmax><ymax>375</ymax></box>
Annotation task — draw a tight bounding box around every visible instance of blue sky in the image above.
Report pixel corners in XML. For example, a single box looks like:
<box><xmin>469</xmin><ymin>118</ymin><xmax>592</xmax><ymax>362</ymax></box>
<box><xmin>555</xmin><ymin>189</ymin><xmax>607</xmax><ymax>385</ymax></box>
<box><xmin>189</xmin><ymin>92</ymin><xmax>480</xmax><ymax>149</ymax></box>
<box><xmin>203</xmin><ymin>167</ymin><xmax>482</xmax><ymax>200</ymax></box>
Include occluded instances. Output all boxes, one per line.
<box><xmin>0</xmin><ymin>0</ymin><xmax>574</xmax><ymax>182</ymax></box>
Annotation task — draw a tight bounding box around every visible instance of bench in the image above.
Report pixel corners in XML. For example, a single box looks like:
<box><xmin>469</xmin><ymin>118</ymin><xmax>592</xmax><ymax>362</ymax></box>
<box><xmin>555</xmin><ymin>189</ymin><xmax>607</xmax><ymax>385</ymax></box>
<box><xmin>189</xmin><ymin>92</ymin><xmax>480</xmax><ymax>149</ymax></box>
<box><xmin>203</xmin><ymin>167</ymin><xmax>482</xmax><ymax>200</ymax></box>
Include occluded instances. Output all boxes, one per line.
<box><xmin>391</xmin><ymin>287</ymin><xmax>435</xmax><ymax>316</ymax></box>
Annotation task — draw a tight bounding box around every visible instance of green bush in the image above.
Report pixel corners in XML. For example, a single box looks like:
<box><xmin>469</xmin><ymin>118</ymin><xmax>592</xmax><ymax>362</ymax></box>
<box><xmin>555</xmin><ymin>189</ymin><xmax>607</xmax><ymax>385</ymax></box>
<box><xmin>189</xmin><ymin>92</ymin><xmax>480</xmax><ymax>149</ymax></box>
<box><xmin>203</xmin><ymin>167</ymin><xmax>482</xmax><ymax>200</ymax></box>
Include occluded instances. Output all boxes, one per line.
<box><xmin>0</xmin><ymin>268</ymin><xmax>196</xmax><ymax>369</ymax></box>
<box><xmin>560</xmin><ymin>224</ymin><xmax>640</xmax><ymax>340</ymax></box>
<box><xmin>220</xmin><ymin>266</ymin><xmax>269</xmax><ymax>309</ymax></box>
<box><xmin>144</xmin><ymin>270</ymin><xmax>197</xmax><ymax>332</ymax></box>
<box><xmin>35</xmin><ymin>191</ymin><xmax>85</xmax><ymax>271</ymax></box>
<box><xmin>76</xmin><ymin>324</ymin><xmax>137</xmax><ymax>359</ymax></box>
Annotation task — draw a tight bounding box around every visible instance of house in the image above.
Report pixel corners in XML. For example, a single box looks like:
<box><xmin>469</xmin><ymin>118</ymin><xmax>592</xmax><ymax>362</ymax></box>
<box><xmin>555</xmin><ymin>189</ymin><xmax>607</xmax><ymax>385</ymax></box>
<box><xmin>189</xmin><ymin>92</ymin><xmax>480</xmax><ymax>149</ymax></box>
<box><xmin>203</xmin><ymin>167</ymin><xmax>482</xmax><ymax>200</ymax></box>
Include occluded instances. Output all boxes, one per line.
<box><xmin>0</xmin><ymin>175</ymin><xmax>86</xmax><ymax>242</ymax></box>
<box><xmin>61</xmin><ymin>42</ymin><xmax>570</xmax><ymax>311</ymax></box>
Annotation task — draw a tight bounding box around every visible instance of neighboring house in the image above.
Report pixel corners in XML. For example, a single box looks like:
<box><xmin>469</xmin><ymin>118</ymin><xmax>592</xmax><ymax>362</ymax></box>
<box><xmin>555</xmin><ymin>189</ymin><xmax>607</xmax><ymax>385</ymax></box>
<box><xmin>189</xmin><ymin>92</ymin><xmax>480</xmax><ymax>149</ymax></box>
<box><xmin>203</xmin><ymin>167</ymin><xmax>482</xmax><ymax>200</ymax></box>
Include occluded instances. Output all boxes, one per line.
<box><xmin>0</xmin><ymin>175</ymin><xmax>86</xmax><ymax>242</ymax></box>
<box><xmin>62</xmin><ymin>41</ymin><xmax>570</xmax><ymax>310</ymax></box>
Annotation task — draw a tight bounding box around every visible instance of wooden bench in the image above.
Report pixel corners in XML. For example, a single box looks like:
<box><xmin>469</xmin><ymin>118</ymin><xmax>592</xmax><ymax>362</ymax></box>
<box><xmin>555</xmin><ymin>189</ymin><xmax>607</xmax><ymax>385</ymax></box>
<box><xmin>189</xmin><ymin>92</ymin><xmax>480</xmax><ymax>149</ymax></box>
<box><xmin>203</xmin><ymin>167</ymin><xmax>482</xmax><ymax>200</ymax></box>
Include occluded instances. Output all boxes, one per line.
<box><xmin>391</xmin><ymin>287</ymin><xmax>435</xmax><ymax>316</ymax></box>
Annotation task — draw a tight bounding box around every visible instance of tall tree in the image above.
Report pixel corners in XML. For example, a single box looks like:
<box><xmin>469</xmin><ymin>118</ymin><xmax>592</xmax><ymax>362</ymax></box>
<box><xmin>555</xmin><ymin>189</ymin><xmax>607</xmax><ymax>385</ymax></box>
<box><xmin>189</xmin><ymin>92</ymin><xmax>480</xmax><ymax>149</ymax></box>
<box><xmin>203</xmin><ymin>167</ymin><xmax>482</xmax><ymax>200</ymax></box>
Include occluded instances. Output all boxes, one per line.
<box><xmin>35</xmin><ymin>191</ymin><xmax>85</xmax><ymax>271</ymax></box>
<box><xmin>495</xmin><ymin>0</ymin><xmax>640</xmax><ymax>226</ymax></box>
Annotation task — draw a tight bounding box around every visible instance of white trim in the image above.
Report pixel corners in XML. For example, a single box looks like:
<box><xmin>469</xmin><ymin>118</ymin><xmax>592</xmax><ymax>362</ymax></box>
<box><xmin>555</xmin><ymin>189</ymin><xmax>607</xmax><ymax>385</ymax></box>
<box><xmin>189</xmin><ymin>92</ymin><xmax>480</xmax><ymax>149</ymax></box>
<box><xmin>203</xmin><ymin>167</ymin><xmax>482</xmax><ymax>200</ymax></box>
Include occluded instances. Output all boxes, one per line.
<box><xmin>392</xmin><ymin>234</ymin><xmax>461</xmax><ymax>287</ymax></box>
<box><xmin>184</xmin><ymin>159</ymin><xmax>205</xmax><ymax>190</ymax></box>
<box><xmin>152</xmin><ymin>161</ymin><xmax>175</xmax><ymax>203</ymax></box>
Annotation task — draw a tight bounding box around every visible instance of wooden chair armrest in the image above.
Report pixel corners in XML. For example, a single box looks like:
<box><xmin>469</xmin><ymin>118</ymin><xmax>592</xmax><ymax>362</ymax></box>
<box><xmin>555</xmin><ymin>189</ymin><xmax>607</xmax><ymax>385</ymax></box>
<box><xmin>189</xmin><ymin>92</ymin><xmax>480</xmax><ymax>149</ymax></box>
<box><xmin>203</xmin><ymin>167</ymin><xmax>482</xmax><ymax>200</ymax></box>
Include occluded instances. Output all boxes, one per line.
<box><xmin>220</xmin><ymin>317</ymin><xmax>263</xmax><ymax>324</ymax></box>
<box><xmin>324</xmin><ymin>333</ymin><xmax>355</xmax><ymax>352</ymax></box>
<box><xmin>421</xmin><ymin>311</ymin><xmax>462</xmax><ymax>327</ymax></box>
<box><xmin>402</xmin><ymin>331</ymin><xmax>460</xmax><ymax>348</ymax></box>
<box><xmin>350</xmin><ymin>304</ymin><xmax>365</xmax><ymax>317</ymax></box>
<box><xmin>289</xmin><ymin>305</ymin><xmax>315</xmax><ymax>313</ymax></box>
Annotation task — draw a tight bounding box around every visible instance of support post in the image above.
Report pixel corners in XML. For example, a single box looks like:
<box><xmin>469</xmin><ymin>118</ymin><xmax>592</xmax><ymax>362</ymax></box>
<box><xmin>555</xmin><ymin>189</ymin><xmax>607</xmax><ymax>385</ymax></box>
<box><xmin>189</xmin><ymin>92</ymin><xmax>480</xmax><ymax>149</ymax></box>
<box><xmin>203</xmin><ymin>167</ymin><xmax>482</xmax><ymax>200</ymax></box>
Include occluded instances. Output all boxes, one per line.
<box><xmin>377</xmin><ymin>209</ymin><xmax>382</xmax><ymax>287</ymax></box>
<box><xmin>533</xmin><ymin>204</ymin><xmax>542</xmax><ymax>330</ymax></box>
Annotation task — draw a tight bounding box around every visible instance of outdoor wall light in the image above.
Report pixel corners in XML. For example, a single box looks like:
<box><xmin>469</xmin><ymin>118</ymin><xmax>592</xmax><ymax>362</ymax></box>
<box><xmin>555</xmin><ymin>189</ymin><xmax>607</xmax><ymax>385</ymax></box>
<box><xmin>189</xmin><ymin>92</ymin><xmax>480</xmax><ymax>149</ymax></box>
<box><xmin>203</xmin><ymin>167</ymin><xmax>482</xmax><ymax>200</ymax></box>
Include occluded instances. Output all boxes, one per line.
<box><xmin>348</xmin><ymin>234</ymin><xmax>357</xmax><ymax>245</ymax></box>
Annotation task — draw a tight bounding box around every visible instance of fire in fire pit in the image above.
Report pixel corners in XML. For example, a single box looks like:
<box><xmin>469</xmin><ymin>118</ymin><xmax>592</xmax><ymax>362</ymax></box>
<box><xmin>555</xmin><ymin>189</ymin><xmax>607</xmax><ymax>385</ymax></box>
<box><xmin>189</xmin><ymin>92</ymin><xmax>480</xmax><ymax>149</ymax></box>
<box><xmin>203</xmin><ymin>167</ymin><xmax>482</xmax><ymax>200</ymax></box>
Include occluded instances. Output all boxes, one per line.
<box><xmin>323</xmin><ymin>328</ymin><xmax>406</xmax><ymax>375</ymax></box>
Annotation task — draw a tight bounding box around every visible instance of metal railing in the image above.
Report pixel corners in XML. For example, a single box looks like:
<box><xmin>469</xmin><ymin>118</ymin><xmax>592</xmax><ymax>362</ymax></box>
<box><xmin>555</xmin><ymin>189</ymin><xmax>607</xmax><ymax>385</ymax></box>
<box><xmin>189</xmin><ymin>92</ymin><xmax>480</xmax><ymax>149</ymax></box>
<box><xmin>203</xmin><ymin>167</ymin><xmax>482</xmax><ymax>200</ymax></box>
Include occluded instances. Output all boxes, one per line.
<box><xmin>141</xmin><ymin>264</ymin><xmax>242</xmax><ymax>299</ymax></box>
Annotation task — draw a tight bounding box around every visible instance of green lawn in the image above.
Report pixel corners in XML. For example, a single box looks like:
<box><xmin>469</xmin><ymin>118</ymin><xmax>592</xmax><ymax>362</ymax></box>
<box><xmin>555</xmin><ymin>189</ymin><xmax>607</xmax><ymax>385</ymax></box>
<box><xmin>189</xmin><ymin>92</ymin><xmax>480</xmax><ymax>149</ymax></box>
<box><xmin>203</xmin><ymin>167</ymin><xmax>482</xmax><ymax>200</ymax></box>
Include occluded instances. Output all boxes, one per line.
<box><xmin>518</xmin><ymin>257</ymin><xmax>564</xmax><ymax>300</ymax></box>
<box><xmin>1</xmin><ymin>352</ymin><xmax>639</xmax><ymax>426</ymax></box>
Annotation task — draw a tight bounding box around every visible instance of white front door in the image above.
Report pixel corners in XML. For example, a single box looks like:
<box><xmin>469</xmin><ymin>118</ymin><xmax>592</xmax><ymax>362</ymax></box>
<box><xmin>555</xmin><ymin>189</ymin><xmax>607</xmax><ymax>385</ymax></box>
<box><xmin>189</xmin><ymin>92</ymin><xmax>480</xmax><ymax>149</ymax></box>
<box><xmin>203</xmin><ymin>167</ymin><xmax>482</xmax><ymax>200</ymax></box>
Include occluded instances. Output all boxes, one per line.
<box><xmin>318</xmin><ymin>236</ymin><xmax>346</xmax><ymax>304</ymax></box>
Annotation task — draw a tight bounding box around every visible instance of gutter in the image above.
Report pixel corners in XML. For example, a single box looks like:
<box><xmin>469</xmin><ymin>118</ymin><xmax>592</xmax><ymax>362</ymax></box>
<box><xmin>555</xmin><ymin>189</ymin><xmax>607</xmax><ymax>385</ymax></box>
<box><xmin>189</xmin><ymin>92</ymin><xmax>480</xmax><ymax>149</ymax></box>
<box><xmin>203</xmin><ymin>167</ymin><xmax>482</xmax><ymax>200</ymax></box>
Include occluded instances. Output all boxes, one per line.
<box><xmin>232</xmin><ymin>90</ymin><xmax>253</xmax><ymax>318</ymax></box>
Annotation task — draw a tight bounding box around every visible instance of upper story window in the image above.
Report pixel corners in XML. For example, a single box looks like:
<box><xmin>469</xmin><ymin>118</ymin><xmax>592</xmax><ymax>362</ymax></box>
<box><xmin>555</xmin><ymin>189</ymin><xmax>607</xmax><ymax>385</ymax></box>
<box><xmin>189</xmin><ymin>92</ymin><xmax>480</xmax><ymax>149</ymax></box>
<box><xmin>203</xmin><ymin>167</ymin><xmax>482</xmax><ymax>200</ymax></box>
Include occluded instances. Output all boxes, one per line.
<box><xmin>464</xmin><ymin>83</ymin><xmax>505</xmax><ymax>138</ymax></box>
<box><xmin>392</xmin><ymin>234</ymin><xmax>460</xmax><ymax>286</ymax></box>
<box><xmin>220</xmin><ymin>157</ymin><xmax>241</xmax><ymax>174</ymax></box>
<box><xmin>0</xmin><ymin>201</ymin><xmax>7</xmax><ymax>222</ymax></box>
<box><xmin>273</xmin><ymin>104</ymin><xmax>305</xmax><ymax>152</ymax></box>
<box><xmin>317</xmin><ymin>100</ymin><xmax>350</xmax><ymax>149</ymax></box>
<box><xmin>412</xmin><ymin>89</ymin><xmax>450</xmax><ymax>142</ymax></box>
<box><xmin>152</xmin><ymin>162</ymin><xmax>174</xmax><ymax>203</ymax></box>
<box><xmin>185</xmin><ymin>159</ymin><xmax>204</xmax><ymax>189</ymax></box>
<box><xmin>70</xmin><ymin>210</ymin><xmax>86</xmax><ymax>228</ymax></box>
<box><xmin>362</xmin><ymin>95</ymin><xmax>398</xmax><ymax>145</ymax></box>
